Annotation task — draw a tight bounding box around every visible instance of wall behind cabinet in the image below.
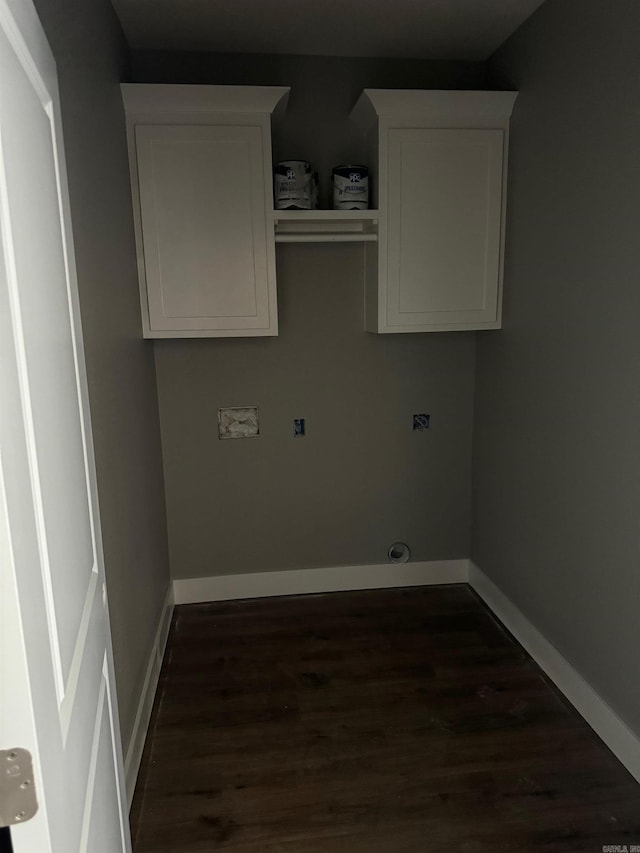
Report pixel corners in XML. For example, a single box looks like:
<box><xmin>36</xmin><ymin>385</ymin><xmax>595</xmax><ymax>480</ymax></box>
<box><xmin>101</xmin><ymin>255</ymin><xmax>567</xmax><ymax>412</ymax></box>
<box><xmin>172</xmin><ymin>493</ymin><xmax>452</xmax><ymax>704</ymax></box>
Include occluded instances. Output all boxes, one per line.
<box><xmin>133</xmin><ymin>51</ymin><xmax>486</xmax><ymax>578</ymax></box>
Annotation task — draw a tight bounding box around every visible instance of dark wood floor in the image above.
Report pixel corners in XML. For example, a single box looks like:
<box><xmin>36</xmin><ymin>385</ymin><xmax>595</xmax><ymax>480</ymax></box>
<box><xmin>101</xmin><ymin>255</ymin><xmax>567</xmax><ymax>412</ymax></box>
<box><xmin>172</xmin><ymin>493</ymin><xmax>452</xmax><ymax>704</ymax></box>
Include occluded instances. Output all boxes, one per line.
<box><xmin>130</xmin><ymin>586</ymin><xmax>640</xmax><ymax>852</ymax></box>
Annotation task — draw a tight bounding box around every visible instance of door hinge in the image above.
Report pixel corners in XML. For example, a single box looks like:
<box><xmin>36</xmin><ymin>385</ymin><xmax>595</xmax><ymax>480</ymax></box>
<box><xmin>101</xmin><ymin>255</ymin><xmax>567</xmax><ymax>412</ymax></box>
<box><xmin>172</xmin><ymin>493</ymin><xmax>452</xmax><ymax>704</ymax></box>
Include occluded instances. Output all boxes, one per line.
<box><xmin>0</xmin><ymin>749</ymin><xmax>38</xmax><ymax>828</ymax></box>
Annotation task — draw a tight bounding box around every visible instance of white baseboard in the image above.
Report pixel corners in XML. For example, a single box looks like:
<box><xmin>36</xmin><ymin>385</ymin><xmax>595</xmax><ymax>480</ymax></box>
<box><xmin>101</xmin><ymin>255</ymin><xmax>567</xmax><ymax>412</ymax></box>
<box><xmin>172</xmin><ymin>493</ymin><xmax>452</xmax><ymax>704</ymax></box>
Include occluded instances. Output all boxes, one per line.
<box><xmin>469</xmin><ymin>562</ymin><xmax>640</xmax><ymax>784</ymax></box>
<box><xmin>123</xmin><ymin>584</ymin><xmax>174</xmax><ymax>808</ymax></box>
<box><xmin>173</xmin><ymin>559</ymin><xmax>470</xmax><ymax>605</ymax></box>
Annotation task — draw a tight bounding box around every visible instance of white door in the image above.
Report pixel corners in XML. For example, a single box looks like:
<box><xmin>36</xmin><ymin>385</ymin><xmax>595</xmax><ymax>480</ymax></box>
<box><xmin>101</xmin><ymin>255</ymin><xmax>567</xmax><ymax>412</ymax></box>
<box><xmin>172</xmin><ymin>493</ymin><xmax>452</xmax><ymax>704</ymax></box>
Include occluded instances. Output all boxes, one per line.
<box><xmin>0</xmin><ymin>1</ymin><xmax>131</xmax><ymax>851</ymax></box>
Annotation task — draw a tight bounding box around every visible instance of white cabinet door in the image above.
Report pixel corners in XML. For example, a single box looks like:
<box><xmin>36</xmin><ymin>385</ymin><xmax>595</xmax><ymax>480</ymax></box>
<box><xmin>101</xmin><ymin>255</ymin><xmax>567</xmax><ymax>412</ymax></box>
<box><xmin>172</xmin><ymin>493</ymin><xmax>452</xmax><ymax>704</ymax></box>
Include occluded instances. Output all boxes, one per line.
<box><xmin>385</xmin><ymin>128</ymin><xmax>505</xmax><ymax>331</ymax></box>
<box><xmin>353</xmin><ymin>89</ymin><xmax>517</xmax><ymax>334</ymax></box>
<box><xmin>136</xmin><ymin>123</ymin><xmax>277</xmax><ymax>336</ymax></box>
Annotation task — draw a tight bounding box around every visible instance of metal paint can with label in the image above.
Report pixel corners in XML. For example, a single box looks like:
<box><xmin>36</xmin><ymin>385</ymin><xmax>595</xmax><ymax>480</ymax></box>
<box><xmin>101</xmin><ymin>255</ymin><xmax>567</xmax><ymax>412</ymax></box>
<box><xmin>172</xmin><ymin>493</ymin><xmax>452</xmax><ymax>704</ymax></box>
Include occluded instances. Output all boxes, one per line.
<box><xmin>274</xmin><ymin>160</ymin><xmax>313</xmax><ymax>209</ymax></box>
<box><xmin>332</xmin><ymin>164</ymin><xmax>369</xmax><ymax>210</ymax></box>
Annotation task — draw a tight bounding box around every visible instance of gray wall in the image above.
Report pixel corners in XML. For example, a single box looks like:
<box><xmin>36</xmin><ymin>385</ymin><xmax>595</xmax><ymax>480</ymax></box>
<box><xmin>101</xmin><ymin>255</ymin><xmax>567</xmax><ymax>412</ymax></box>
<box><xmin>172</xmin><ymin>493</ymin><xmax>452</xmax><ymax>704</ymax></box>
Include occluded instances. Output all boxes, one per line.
<box><xmin>473</xmin><ymin>1</ymin><xmax>640</xmax><ymax>735</ymax></box>
<box><xmin>33</xmin><ymin>0</ymin><xmax>171</xmax><ymax>754</ymax></box>
<box><xmin>133</xmin><ymin>52</ymin><xmax>485</xmax><ymax>578</ymax></box>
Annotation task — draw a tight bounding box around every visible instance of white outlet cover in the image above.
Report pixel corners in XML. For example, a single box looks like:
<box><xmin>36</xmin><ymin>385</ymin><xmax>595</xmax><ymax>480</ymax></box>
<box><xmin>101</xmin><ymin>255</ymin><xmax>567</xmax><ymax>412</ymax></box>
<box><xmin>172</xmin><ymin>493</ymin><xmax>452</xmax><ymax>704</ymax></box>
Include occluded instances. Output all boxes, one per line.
<box><xmin>218</xmin><ymin>406</ymin><xmax>259</xmax><ymax>439</ymax></box>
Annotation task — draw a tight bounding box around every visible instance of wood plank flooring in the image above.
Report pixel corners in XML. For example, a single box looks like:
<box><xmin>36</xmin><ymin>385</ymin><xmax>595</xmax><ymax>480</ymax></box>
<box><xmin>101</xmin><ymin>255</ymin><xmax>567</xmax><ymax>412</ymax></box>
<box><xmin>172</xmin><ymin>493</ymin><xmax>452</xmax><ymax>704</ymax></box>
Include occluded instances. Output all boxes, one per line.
<box><xmin>130</xmin><ymin>586</ymin><xmax>640</xmax><ymax>852</ymax></box>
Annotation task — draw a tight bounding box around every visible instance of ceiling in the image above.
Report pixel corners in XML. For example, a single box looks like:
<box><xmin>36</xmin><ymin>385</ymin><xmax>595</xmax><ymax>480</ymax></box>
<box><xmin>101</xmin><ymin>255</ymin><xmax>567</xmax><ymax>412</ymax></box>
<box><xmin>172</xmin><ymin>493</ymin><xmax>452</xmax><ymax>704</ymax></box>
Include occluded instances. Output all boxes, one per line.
<box><xmin>110</xmin><ymin>0</ymin><xmax>546</xmax><ymax>61</ymax></box>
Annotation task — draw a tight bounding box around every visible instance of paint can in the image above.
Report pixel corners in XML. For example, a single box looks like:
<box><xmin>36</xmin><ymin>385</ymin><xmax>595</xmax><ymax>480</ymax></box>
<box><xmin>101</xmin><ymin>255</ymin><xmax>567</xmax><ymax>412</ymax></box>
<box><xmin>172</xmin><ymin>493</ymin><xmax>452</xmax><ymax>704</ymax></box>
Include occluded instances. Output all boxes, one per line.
<box><xmin>274</xmin><ymin>160</ymin><xmax>313</xmax><ymax>209</ymax></box>
<box><xmin>332</xmin><ymin>165</ymin><xmax>369</xmax><ymax>210</ymax></box>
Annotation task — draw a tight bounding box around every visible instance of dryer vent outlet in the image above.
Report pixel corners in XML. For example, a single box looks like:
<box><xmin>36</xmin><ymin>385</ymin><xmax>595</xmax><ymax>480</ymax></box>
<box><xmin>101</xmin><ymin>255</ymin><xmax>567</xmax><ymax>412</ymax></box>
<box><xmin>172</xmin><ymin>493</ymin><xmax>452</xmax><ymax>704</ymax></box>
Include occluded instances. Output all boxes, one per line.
<box><xmin>388</xmin><ymin>542</ymin><xmax>410</xmax><ymax>564</ymax></box>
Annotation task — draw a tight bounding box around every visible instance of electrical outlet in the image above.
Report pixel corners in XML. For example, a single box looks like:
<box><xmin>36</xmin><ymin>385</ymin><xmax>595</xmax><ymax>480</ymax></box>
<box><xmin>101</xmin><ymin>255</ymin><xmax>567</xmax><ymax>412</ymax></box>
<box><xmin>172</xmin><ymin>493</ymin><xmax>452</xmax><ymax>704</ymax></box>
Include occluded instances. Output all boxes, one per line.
<box><xmin>413</xmin><ymin>413</ymin><xmax>430</xmax><ymax>431</ymax></box>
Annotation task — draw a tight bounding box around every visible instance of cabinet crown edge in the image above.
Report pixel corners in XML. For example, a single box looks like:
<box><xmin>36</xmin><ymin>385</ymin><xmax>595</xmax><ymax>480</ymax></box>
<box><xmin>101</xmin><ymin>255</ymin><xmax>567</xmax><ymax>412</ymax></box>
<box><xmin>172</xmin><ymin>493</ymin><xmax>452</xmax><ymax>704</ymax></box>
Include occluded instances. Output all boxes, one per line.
<box><xmin>351</xmin><ymin>89</ymin><xmax>518</xmax><ymax>132</ymax></box>
<box><xmin>121</xmin><ymin>83</ymin><xmax>290</xmax><ymax>116</ymax></box>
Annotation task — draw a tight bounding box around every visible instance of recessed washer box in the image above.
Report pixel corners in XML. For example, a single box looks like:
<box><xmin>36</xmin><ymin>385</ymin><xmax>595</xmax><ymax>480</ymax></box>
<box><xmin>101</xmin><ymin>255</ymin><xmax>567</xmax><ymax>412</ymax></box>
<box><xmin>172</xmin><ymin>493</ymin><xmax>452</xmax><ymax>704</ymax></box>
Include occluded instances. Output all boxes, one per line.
<box><xmin>218</xmin><ymin>407</ymin><xmax>259</xmax><ymax>439</ymax></box>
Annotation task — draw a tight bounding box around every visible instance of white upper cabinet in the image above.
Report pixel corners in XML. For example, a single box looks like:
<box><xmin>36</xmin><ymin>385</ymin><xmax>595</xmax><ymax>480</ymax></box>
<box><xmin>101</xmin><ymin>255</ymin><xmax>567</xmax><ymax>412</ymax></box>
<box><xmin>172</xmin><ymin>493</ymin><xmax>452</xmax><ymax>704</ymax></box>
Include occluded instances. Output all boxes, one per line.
<box><xmin>122</xmin><ymin>84</ymin><xmax>289</xmax><ymax>338</ymax></box>
<box><xmin>352</xmin><ymin>90</ymin><xmax>518</xmax><ymax>333</ymax></box>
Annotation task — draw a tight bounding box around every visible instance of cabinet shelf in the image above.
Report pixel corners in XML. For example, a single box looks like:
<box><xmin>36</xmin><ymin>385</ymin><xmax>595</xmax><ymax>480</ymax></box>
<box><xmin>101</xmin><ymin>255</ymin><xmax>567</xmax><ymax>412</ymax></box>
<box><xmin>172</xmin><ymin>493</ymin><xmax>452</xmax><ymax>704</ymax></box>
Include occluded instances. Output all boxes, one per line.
<box><xmin>122</xmin><ymin>82</ymin><xmax>518</xmax><ymax>338</ymax></box>
<box><xmin>273</xmin><ymin>209</ymin><xmax>379</xmax><ymax>243</ymax></box>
